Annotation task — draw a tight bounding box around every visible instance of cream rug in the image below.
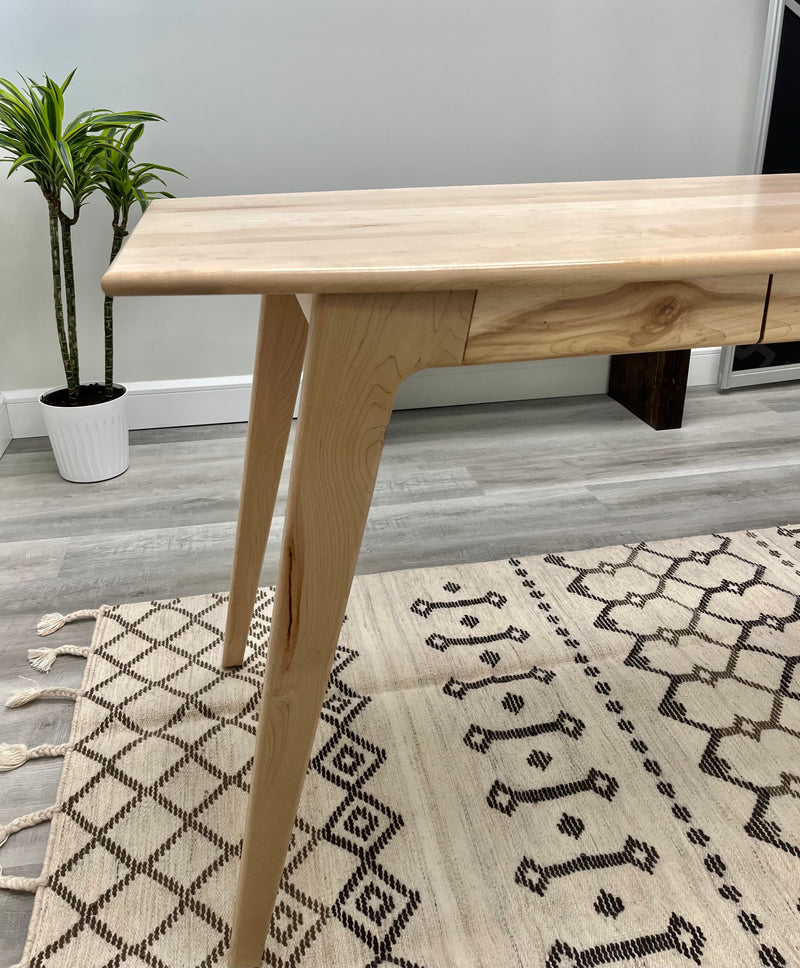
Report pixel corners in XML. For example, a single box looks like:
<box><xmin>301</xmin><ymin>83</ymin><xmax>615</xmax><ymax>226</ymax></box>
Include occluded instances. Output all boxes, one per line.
<box><xmin>8</xmin><ymin>526</ymin><xmax>800</xmax><ymax>968</ymax></box>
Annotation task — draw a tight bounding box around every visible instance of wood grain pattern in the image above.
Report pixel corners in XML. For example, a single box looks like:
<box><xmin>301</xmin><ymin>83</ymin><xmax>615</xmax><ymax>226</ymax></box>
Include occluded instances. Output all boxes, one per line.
<box><xmin>763</xmin><ymin>271</ymin><xmax>800</xmax><ymax>342</ymax></box>
<box><xmin>607</xmin><ymin>350</ymin><xmax>691</xmax><ymax>430</ymax></box>
<box><xmin>222</xmin><ymin>295</ymin><xmax>307</xmax><ymax>668</ymax></box>
<box><xmin>228</xmin><ymin>291</ymin><xmax>473</xmax><ymax>967</ymax></box>
<box><xmin>462</xmin><ymin>275</ymin><xmax>769</xmax><ymax>365</ymax></box>
<box><xmin>101</xmin><ymin>174</ymin><xmax>800</xmax><ymax>296</ymax></box>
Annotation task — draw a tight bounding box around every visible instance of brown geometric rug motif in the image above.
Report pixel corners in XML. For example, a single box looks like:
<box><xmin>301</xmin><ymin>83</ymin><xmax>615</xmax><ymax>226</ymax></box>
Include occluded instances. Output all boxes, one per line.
<box><xmin>15</xmin><ymin>526</ymin><xmax>800</xmax><ymax>967</ymax></box>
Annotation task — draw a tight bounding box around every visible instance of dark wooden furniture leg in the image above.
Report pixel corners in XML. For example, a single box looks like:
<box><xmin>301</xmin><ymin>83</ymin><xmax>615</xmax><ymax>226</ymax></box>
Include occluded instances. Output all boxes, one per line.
<box><xmin>607</xmin><ymin>350</ymin><xmax>691</xmax><ymax>430</ymax></box>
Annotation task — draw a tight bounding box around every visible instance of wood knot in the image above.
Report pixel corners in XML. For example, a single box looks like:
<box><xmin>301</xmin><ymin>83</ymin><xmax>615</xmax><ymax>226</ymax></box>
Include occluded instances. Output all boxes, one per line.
<box><xmin>647</xmin><ymin>295</ymin><xmax>686</xmax><ymax>330</ymax></box>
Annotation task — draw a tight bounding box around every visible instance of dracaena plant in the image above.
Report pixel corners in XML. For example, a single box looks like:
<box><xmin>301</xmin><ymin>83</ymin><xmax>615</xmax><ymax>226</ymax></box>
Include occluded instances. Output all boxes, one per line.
<box><xmin>94</xmin><ymin>125</ymin><xmax>185</xmax><ymax>397</ymax></box>
<box><xmin>0</xmin><ymin>70</ymin><xmax>181</xmax><ymax>403</ymax></box>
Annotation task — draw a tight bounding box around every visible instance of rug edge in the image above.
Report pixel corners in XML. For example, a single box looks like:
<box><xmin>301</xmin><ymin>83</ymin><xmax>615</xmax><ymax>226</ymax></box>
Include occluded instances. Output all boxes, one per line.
<box><xmin>18</xmin><ymin>607</ymin><xmax>114</xmax><ymax>968</ymax></box>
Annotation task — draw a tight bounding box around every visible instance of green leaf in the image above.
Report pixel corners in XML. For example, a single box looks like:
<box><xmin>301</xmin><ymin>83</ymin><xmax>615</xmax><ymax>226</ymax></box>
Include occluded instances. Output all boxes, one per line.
<box><xmin>93</xmin><ymin>111</ymin><xmax>164</xmax><ymax>127</ymax></box>
<box><xmin>63</xmin><ymin>110</ymin><xmax>108</xmax><ymax>138</ymax></box>
<box><xmin>135</xmin><ymin>173</ymin><xmax>167</xmax><ymax>188</ymax></box>
<box><xmin>139</xmin><ymin>162</ymin><xmax>187</xmax><ymax>177</ymax></box>
<box><xmin>0</xmin><ymin>77</ymin><xmax>31</xmax><ymax>105</ymax></box>
<box><xmin>37</xmin><ymin>77</ymin><xmax>63</xmax><ymax>138</ymax></box>
<box><xmin>0</xmin><ymin>132</ymin><xmax>21</xmax><ymax>151</ymax></box>
<box><xmin>6</xmin><ymin>152</ymin><xmax>39</xmax><ymax>175</ymax></box>
<box><xmin>122</xmin><ymin>123</ymin><xmax>144</xmax><ymax>153</ymax></box>
<box><xmin>54</xmin><ymin>140</ymin><xmax>74</xmax><ymax>182</ymax></box>
<box><xmin>60</xmin><ymin>68</ymin><xmax>78</xmax><ymax>93</ymax></box>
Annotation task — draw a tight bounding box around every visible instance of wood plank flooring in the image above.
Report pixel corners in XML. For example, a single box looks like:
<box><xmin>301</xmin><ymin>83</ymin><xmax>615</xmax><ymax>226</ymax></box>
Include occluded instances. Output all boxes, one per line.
<box><xmin>2</xmin><ymin>385</ymin><xmax>800</xmax><ymax>964</ymax></box>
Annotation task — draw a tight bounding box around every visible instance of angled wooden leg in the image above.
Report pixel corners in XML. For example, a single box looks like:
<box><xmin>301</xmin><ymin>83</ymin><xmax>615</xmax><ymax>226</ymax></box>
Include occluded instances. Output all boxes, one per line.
<box><xmin>227</xmin><ymin>290</ymin><xmax>473</xmax><ymax>967</ymax></box>
<box><xmin>222</xmin><ymin>295</ymin><xmax>308</xmax><ymax>668</ymax></box>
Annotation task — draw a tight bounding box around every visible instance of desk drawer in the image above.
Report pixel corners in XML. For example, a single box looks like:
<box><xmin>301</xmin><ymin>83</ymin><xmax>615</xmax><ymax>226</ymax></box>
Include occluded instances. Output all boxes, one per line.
<box><xmin>462</xmin><ymin>276</ymin><xmax>769</xmax><ymax>365</ymax></box>
<box><xmin>763</xmin><ymin>272</ymin><xmax>800</xmax><ymax>343</ymax></box>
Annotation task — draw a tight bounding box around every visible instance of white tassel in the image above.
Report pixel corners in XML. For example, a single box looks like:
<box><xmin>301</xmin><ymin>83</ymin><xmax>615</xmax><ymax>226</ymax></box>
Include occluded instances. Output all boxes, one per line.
<box><xmin>27</xmin><ymin>644</ymin><xmax>90</xmax><ymax>673</ymax></box>
<box><xmin>36</xmin><ymin>612</ymin><xmax>67</xmax><ymax>635</ymax></box>
<box><xmin>0</xmin><ymin>742</ymin><xmax>70</xmax><ymax>772</ymax></box>
<box><xmin>5</xmin><ymin>686</ymin><xmax>42</xmax><ymax>708</ymax></box>
<box><xmin>5</xmin><ymin>679</ymin><xmax>78</xmax><ymax>708</ymax></box>
<box><xmin>0</xmin><ymin>745</ymin><xmax>28</xmax><ymax>770</ymax></box>
<box><xmin>36</xmin><ymin>607</ymin><xmax>103</xmax><ymax>637</ymax></box>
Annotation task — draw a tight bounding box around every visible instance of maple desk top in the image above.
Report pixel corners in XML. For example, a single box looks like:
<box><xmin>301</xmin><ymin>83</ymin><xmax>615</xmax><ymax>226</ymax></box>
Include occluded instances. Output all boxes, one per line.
<box><xmin>102</xmin><ymin>174</ymin><xmax>800</xmax><ymax>297</ymax></box>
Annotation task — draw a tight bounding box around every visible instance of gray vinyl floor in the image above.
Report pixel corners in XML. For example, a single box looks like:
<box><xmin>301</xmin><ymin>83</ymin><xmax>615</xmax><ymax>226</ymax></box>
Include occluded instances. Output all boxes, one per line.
<box><xmin>2</xmin><ymin>384</ymin><xmax>800</xmax><ymax>965</ymax></box>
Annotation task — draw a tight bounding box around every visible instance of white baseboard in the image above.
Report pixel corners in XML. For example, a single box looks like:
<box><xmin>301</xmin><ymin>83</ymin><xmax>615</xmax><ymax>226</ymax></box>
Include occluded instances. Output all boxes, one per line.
<box><xmin>0</xmin><ymin>394</ymin><xmax>12</xmax><ymax>456</ymax></box>
<box><xmin>395</xmin><ymin>354</ymin><xmax>612</xmax><ymax>409</ymax></box>
<box><xmin>2</xmin><ymin>348</ymin><xmax>723</xmax><ymax>440</ymax></box>
<box><xmin>687</xmin><ymin>345</ymin><xmax>722</xmax><ymax>387</ymax></box>
<box><xmin>2</xmin><ymin>376</ymin><xmax>256</xmax><ymax>439</ymax></box>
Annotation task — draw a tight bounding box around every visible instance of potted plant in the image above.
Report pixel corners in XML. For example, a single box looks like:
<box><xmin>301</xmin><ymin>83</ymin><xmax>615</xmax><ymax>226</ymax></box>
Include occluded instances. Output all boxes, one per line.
<box><xmin>95</xmin><ymin>123</ymin><xmax>185</xmax><ymax>406</ymax></box>
<box><xmin>0</xmin><ymin>71</ymin><xmax>183</xmax><ymax>482</ymax></box>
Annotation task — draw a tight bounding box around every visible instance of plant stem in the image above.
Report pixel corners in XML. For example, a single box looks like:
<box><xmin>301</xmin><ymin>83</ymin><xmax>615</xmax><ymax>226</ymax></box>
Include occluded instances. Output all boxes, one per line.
<box><xmin>46</xmin><ymin>199</ymin><xmax>71</xmax><ymax>389</ymax></box>
<box><xmin>58</xmin><ymin>211</ymin><xmax>80</xmax><ymax>401</ymax></box>
<box><xmin>104</xmin><ymin>223</ymin><xmax>128</xmax><ymax>398</ymax></box>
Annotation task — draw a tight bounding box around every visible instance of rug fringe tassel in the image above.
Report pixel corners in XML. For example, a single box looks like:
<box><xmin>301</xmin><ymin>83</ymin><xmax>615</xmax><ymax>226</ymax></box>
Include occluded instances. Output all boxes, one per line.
<box><xmin>5</xmin><ymin>680</ymin><xmax>78</xmax><ymax>709</ymax></box>
<box><xmin>0</xmin><ymin>870</ymin><xmax>47</xmax><ymax>893</ymax></box>
<box><xmin>0</xmin><ymin>805</ymin><xmax>57</xmax><ymax>849</ymax></box>
<box><xmin>0</xmin><ymin>742</ymin><xmax>70</xmax><ymax>772</ymax></box>
<box><xmin>27</xmin><ymin>645</ymin><xmax>90</xmax><ymax>673</ymax></box>
<box><xmin>36</xmin><ymin>608</ymin><xmax>103</xmax><ymax>637</ymax></box>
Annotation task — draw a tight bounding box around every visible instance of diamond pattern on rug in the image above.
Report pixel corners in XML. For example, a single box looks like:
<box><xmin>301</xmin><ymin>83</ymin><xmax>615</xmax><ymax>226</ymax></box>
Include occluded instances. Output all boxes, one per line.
<box><xmin>18</xmin><ymin>528</ymin><xmax>800</xmax><ymax>967</ymax></box>
<box><xmin>24</xmin><ymin>587</ymin><xmax>420</xmax><ymax>968</ymax></box>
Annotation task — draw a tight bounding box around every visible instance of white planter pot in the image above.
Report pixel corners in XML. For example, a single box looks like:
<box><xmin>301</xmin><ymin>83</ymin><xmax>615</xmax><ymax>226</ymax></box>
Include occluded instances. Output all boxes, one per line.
<box><xmin>40</xmin><ymin>385</ymin><xmax>129</xmax><ymax>483</ymax></box>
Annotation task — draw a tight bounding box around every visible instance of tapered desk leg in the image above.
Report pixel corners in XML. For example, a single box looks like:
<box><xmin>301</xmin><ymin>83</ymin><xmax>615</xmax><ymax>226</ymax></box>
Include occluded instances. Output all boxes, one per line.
<box><xmin>222</xmin><ymin>295</ymin><xmax>308</xmax><ymax>668</ymax></box>
<box><xmin>227</xmin><ymin>291</ymin><xmax>473</xmax><ymax>967</ymax></box>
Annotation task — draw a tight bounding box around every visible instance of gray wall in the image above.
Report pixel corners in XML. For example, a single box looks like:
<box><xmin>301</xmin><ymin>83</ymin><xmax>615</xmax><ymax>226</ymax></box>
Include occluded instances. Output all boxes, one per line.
<box><xmin>0</xmin><ymin>0</ymin><xmax>768</xmax><ymax>391</ymax></box>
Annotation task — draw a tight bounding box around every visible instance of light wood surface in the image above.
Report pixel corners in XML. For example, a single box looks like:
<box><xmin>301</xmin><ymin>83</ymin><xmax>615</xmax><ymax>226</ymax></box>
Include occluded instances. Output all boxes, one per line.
<box><xmin>222</xmin><ymin>295</ymin><xmax>307</xmax><ymax>668</ymax></box>
<box><xmin>102</xmin><ymin>175</ymin><xmax>800</xmax><ymax>296</ymax></box>
<box><xmin>763</xmin><ymin>271</ymin><xmax>800</xmax><ymax>342</ymax></box>
<box><xmin>9</xmin><ymin>387</ymin><xmax>800</xmax><ymax>968</ymax></box>
<box><xmin>463</xmin><ymin>275</ymin><xmax>769</xmax><ymax>365</ymax></box>
<box><xmin>228</xmin><ymin>291</ymin><xmax>472</xmax><ymax>966</ymax></box>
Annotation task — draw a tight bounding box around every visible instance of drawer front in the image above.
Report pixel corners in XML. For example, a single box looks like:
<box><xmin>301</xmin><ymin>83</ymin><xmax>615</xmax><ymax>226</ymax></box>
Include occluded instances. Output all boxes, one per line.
<box><xmin>462</xmin><ymin>276</ymin><xmax>769</xmax><ymax>366</ymax></box>
<box><xmin>763</xmin><ymin>272</ymin><xmax>800</xmax><ymax>343</ymax></box>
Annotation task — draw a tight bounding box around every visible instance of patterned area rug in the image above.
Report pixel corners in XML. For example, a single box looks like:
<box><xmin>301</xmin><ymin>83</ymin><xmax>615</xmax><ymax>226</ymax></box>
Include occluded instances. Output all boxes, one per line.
<box><xmin>13</xmin><ymin>526</ymin><xmax>800</xmax><ymax>968</ymax></box>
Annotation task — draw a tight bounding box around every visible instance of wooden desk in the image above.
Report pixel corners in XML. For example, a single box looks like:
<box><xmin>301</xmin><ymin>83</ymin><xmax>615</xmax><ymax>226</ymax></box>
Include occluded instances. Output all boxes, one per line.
<box><xmin>103</xmin><ymin>173</ymin><xmax>800</xmax><ymax>967</ymax></box>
